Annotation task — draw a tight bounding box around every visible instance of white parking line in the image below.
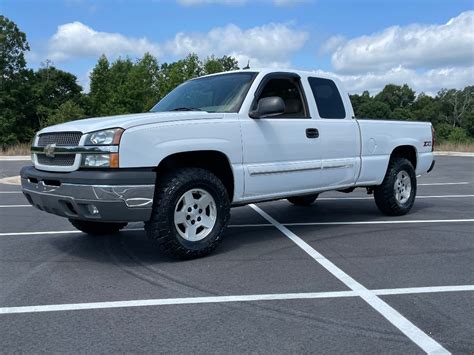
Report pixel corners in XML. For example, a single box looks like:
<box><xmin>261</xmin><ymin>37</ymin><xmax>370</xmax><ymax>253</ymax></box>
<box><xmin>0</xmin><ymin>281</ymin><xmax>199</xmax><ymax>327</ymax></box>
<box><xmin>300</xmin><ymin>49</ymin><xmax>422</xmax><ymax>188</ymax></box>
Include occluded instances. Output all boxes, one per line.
<box><xmin>250</xmin><ymin>204</ymin><xmax>450</xmax><ymax>355</ymax></box>
<box><xmin>319</xmin><ymin>194</ymin><xmax>474</xmax><ymax>201</ymax></box>
<box><xmin>1</xmin><ymin>194</ymin><xmax>472</xmax><ymax>209</ymax></box>
<box><xmin>418</xmin><ymin>182</ymin><xmax>470</xmax><ymax>186</ymax></box>
<box><xmin>228</xmin><ymin>218</ymin><xmax>474</xmax><ymax>228</ymax></box>
<box><xmin>0</xmin><ymin>284</ymin><xmax>472</xmax><ymax>316</ymax></box>
<box><xmin>0</xmin><ymin>228</ymin><xmax>143</xmax><ymax>236</ymax></box>
<box><xmin>0</xmin><ymin>205</ymin><xmax>30</xmax><ymax>208</ymax></box>
<box><xmin>1</xmin><ymin>219</ymin><xmax>473</xmax><ymax>236</ymax></box>
<box><xmin>283</xmin><ymin>219</ymin><xmax>474</xmax><ymax>227</ymax></box>
<box><xmin>0</xmin><ymin>191</ymin><xmax>22</xmax><ymax>194</ymax></box>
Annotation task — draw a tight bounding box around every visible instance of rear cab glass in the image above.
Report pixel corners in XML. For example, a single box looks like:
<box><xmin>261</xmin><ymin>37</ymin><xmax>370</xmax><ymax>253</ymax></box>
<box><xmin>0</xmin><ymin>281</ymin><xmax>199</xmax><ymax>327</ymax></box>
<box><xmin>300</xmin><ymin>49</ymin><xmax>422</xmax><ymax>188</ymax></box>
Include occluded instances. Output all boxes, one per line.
<box><xmin>308</xmin><ymin>77</ymin><xmax>346</xmax><ymax>119</ymax></box>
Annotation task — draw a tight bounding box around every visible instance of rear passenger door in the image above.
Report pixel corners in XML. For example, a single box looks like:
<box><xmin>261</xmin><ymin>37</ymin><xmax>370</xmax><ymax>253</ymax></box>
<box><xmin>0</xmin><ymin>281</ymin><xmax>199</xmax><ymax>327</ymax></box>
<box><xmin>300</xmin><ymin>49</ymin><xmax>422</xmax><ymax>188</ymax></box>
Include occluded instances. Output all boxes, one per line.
<box><xmin>307</xmin><ymin>77</ymin><xmax>361</xmax><ymax>188</ymax></box>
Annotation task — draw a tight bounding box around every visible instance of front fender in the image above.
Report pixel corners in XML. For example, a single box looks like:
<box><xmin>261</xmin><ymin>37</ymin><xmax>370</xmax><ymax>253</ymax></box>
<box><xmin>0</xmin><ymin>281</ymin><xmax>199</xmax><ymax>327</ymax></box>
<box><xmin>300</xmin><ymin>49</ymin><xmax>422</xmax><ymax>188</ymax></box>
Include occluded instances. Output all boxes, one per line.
<box><xmin>119</xmin><ymin>120</ymin><xmax>242</xmax><ymax>168</ymax></box>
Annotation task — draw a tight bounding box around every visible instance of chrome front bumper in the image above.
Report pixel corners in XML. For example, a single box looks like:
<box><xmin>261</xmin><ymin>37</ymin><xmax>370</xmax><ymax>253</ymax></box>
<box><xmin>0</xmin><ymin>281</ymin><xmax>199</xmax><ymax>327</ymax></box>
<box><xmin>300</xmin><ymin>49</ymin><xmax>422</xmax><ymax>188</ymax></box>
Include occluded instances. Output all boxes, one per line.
<box><xmin>20</xmin><ymin>166</ymin><xmax>155</xmax><ymax>222</ymax></box>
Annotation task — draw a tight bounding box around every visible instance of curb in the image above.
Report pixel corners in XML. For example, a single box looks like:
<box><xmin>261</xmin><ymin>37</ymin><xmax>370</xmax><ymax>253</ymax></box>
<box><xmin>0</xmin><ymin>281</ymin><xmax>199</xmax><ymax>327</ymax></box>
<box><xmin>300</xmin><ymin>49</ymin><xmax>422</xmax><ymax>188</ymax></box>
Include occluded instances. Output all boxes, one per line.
<box><xmin>434</xmin><ymin>152</ymin><xmax>474</xmax><ymax>157</ymax></box>
<box><xmin>0</xmin><ymin>176</ymin><xmax>21</xmax><ymax>185</ymax></box>
<box><xmin>0</xmin><ymin>156</ymin><xmax>30</xmax><ymax>161</ymax></box>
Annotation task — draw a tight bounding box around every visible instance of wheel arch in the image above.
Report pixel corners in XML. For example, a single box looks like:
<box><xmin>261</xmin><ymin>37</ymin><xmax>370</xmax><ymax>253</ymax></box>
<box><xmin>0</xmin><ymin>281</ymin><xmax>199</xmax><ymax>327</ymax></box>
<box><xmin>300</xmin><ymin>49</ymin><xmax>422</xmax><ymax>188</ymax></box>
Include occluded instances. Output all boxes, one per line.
<box><xmin>155</xmin><ymin>150</ymin><xmax>235</xmax><ymax>202</ymax></box>
<box><xmin>390</xmin><ymin>145</ymin><xmax>417</xmax><ymax>169</ymax></box>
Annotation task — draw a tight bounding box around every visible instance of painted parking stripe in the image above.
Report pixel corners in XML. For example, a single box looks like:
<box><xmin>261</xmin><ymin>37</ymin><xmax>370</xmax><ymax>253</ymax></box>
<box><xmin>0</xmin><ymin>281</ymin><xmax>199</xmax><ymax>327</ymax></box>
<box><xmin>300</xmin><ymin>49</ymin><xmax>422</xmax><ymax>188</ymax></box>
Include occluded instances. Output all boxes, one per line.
<box><xmin>0</xmin><ymin>191</ymin><xmax>22</xmax><ymax>194</ymax></box>
<box><xmin>373</xmin><ymin>285</ymin><xmax>474</xmax><ymax>296</ymax></box>
<box><xmin>0</xmin><ymin>228</ymin><xmax>143</xmax><ymax>237</ymax></box>
<box><xmin>0</xmin><ymin>205</ymin><xmax>31</xmax><ymax>208</ymax></box>
<box><xmin>1</xmin><ymin>219</ymin><xmax>473</xmax><ymax>236</ymax></box>
<box><xmin>250</xmin><ymin>204</ymin><xmax>449</xmax><ymax>355</ymax></box>
<box><xmin>283</xmin><ymin>219</ymin><xmax>474</xmax><ymax>227</ymax></box>
<box><xmin>418</xmin><ymin>182</ymin><xmax>470</xmax><ymax>186</ymax></box>
<box><xmin>0</xmin><ymin>285</ymin><xmax>472</xmax><ymax>316</ymax></box>
<box><xmin>228</xmin><ymin>219</ymin><xmax>474</xmax><ymax>228</ymax></box>
<box><xmin>1</xmin><ymin>194</ymin><xmax>473</xmax><ymax>209</ymax></box>
<box><xmin>318</xmin><ymin>194</ymin><xmax>474</xmax><ymax>201</ymax></box>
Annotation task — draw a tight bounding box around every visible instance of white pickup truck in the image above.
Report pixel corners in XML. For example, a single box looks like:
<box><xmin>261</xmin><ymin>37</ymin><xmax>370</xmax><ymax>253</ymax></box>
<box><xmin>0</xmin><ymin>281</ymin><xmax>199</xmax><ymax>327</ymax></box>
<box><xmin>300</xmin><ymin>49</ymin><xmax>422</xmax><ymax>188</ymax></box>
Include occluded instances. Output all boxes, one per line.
<box><xmin>21</xmin><ymin>69</ymin><xmax>435</xmax><ymax>258</ymax></box>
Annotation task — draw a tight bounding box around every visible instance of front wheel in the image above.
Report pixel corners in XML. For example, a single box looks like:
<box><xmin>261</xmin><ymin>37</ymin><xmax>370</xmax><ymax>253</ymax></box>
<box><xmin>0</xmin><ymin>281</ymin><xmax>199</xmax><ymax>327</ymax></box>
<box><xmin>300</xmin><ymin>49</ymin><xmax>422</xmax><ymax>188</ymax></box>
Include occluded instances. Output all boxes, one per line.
<box><xmin>374</xmin><ymin>158</ymin><xmax>417</xmax><ymax>216</ymax></box>
<box><xmin>69</xmin><ymin>219</ymin><xmax>127</xmax><ymax>235</ymax></box>
<box><xmin>145</xmin><ymin>168</ymin><xmax>230</xmax><ymax>259</ymax></box>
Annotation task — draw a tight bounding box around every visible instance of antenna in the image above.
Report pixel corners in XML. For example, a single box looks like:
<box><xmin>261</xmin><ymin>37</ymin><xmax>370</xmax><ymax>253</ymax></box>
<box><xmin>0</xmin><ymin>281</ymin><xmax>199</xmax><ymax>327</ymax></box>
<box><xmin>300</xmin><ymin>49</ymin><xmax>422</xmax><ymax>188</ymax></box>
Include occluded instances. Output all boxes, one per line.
<box><xmin>243</xmin><ymin>60</ymin><xmax>250</xmax><ymax>70</ymax></box>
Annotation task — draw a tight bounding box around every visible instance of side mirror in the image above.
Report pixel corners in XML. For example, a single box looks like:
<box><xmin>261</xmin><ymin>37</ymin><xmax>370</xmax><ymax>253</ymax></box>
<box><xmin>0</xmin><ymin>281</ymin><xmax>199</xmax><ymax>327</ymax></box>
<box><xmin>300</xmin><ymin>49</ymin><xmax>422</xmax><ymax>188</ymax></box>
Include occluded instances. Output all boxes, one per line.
<box><xmin>249</xmin><ymin>96</ymin><xmax>285</xmax><ymax>119</ymax></box>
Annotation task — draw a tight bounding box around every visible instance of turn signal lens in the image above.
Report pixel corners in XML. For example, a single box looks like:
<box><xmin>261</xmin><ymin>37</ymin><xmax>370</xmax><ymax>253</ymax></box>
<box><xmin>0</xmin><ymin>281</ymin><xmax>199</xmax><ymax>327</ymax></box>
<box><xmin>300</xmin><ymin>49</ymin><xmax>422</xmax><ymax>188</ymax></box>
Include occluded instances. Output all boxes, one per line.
<box><xmin>109</xmin><ymin>153</ymin><xmax>119</xmax><ymax>168</ymax></box>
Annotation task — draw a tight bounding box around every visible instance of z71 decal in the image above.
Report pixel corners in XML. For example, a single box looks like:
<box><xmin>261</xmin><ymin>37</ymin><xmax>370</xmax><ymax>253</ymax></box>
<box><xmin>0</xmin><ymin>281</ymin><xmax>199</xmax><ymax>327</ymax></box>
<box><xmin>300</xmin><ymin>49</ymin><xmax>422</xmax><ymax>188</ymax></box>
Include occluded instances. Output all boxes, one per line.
<box><xmin>424</xmin><ymin>141</ymin><xmax>432</xmax><ymax>147</ymax></box>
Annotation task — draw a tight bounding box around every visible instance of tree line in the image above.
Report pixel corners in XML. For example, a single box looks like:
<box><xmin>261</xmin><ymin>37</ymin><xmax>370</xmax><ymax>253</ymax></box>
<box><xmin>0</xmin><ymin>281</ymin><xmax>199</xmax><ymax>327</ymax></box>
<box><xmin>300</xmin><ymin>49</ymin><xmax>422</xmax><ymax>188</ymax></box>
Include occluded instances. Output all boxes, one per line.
<box><xmin>1</xmin><ymin>15</ymin><xmax>473</xmax><ymax>148</ymax></box>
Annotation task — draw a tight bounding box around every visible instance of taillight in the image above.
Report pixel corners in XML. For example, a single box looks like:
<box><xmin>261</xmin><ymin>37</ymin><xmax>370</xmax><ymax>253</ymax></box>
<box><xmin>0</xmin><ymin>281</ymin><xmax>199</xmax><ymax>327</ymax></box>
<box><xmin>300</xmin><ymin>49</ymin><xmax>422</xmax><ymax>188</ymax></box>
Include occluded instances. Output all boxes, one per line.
<box><xmin>431</xmin><ymin>125</ymin><xmax>435</xmax><ymax>152</ymax></box>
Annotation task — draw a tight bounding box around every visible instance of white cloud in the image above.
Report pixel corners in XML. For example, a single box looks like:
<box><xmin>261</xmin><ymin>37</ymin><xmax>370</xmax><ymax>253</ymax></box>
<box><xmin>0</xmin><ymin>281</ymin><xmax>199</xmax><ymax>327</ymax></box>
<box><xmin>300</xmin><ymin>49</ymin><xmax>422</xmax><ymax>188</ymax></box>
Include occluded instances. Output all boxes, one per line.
<box><xmin>314</xmin><ymin>66</ymin><xmax>474</xmax><ymax>95</ymax></box>
<box><xmin>319</xmin><ymin>35</ymin><xmax>346</xmax><ymax>55</ymax></box>
<box><xmin>329</xmin><ymin>11</ymin><xmax>474</xmax><ymax>74</ymax></box>
<box><xmin>48</xmin><ymin>22</ymin><xmax>161</xmax><ymax>61</ymax></box>
<box><xmin>167</xmin><ymin>23</ymin><xmax>308</xmax><ymax>68</ymax></box>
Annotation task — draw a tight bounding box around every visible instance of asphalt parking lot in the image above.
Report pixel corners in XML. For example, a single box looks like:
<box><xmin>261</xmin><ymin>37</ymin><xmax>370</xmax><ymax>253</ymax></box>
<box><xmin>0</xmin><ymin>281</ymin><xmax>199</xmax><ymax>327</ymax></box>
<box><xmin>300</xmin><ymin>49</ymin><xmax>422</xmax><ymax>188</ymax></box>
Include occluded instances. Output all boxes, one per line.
<box><xmin>0</xmin><ymin>156</ymin><xmax>473</xmax><ymax>354</ymax></box>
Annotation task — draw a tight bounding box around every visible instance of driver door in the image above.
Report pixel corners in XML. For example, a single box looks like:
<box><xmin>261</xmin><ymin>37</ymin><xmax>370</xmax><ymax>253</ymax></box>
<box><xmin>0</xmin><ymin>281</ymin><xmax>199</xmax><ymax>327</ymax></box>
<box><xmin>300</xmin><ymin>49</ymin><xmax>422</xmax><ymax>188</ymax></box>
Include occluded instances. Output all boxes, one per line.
<box><xmin>240</xmin><ymin>73</ymin><xmax>323</xmax><ymax>198</ymax></box>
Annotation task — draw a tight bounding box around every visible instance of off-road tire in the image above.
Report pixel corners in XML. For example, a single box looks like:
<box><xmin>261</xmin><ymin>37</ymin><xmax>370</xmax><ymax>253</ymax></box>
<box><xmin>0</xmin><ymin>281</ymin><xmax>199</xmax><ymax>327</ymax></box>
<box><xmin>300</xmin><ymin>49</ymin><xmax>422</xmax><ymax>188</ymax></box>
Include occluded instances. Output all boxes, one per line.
<box><xmin>374</xmin><ymin>157</ymin><xmax>417</xmax><ymax>216</ymax></box>
<box><xmin>287</xmin><ymin>194</ymin><xmax>319</xmax><ymax>206</ymax></box>
<box><xmin>69</xmin><ymin>219</ymin><xmax>127</xmax><ymax>235</ymax></box>
<box><xmin>145</xmin><ymin>168</ymin><xmax>230</xmax><ymax>260</ymax></box>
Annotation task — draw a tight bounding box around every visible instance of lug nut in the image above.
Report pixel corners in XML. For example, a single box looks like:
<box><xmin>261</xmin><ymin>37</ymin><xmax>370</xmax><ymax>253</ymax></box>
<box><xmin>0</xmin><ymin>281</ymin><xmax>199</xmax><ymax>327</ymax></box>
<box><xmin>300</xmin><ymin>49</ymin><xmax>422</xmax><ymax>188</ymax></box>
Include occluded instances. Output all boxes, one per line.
<box><xmin>198</xmin><ymin>209</ymin><xmax>202</xmax><ymax>213</ymax></box>
<box><xmin>197</xmin><ymin>217</ymin><xmax>201</xmax><ymax>222</ymax></box>
<box><xmin>191</xmin><ymin>220</ymin><xmax>195</xmax><ymax>225</ymax></box>
<box><xmin>186</xmin><ymin>215</ymin><xmax>190</xmax><ymax>220</ymax></box>
<box><xmin>194</xmin><ymin>204</ymin><xmax>198</xmax><ymax>209</ymax></box>
<box><xmin>188</xmin><ymin>207</ymin><xmax>192</xmax><ymax>212</ymax></box>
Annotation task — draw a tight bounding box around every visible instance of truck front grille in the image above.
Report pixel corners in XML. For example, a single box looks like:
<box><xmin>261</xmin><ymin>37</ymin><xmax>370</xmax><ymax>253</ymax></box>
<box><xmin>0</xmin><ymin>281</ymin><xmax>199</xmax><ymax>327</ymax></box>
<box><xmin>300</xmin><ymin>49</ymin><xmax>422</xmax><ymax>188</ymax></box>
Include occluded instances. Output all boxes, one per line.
<box><xmin>38</xmin><ymin>132</ymin><xmax>82</xmax><ymax>147</ymax></box>
<box><xmin>37</xmin><ymin>154</ymin><xmax>76</xmax><ymax>166</ymax></box>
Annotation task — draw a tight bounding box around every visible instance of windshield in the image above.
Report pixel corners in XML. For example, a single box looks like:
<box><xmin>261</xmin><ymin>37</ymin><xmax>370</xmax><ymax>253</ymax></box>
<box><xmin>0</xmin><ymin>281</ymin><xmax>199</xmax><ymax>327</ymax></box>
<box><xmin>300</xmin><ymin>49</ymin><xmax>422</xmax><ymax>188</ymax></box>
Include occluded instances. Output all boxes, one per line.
<box><xmin>151</xmin><ymin>72</ymin><xmax>257</xmax><ymax>113</ymax></box>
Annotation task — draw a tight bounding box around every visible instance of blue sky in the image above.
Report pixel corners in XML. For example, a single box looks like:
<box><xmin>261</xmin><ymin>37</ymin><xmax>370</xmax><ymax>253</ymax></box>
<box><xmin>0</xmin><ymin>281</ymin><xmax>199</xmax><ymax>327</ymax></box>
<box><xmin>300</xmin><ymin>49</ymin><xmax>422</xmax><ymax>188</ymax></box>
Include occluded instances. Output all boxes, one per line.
<box><xmin>2</xmin><ymin>0</ymin><xmax>473</xmax><ymax>94</ymax></box>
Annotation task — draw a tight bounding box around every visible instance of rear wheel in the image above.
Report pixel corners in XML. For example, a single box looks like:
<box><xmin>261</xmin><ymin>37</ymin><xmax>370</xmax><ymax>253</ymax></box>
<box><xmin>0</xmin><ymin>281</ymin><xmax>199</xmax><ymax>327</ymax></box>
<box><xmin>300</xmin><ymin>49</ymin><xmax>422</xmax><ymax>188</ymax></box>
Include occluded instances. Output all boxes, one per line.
<box><xmin>374</xmin><ymin>157</ymin><xmax>417</xmax><ymax>216</ymax></box>
<box><xmin>145</xmin><ymin>168</ymin><xmax>230</xmax><ymax>259</ymax></box>
<box><xmin>287</xmin><ymin>194</ymin><xmax>319</xmax><ymax>206</ymax></box>
<box><xmin>69</xmin><ymin>219</ymin><xmax>127</xmax><ymax>235</ymax></box>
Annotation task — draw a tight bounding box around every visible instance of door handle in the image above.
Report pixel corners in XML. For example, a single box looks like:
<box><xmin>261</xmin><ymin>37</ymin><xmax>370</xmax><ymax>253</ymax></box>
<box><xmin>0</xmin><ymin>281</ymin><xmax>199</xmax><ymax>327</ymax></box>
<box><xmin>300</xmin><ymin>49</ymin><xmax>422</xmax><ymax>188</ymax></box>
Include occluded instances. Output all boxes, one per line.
<box><xmin>306</xmin><ymin>128</ymin><xmax>319</xmax><ymax>139</ymax></box>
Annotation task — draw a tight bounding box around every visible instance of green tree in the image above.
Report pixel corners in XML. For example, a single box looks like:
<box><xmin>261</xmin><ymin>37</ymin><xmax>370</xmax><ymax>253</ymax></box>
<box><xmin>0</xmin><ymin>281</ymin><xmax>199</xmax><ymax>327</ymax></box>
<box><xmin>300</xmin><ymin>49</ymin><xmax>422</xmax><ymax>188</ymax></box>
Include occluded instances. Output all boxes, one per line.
<box><xmin>357</xmin><ymin>101</ymin><xmax>392</xmax><ymax>119</ymax></box>
<box><xmin>119</xmin><ymin>53</ymin><xmax>160</xmax><ymax>112</ymax></box>
<box><xmin>0</xmin><ymin>15</ymin><xmax>29</xmax><ymax>79</ymax></box>
<box><xmin>350</xmin><ymin>90</ymin><xmax>372</xmax><ymax>117</ymax></box>
<box><xmin>203</xmin><ymin>55</ymin><xmax>239</xmax><ymax>75</ymax></box>
<box><xmin>375</xmin><ymin>84</ymin><xmax>415</xmax><ymax>111</ymax></box>
<box><xmin>33</xmin><ymin>64</ymin><xmax>83</xmax><ymax>128</ymax></box>
<box><xmin>438</xmin><ymin>87</ymin><xmax>473</xmax><ymax>128</ymax></box>
<box><xmin>157</xmin><ymin>53</ymin><xmax>203</xmax><ymax>99</ymax></box>
<box><xmin>45</xmin><ymin>100</ymin><xmax>85</xmax><ymax>126</ymax></box>
<box><xmin>89</xmin><ymin>55</ymin><xmax>112</xmax><ymax>116</ymax></box>
<box><xmin>448</xmin><ymin>127</ymin><xmax>470</xmax><ymax>143</ymax></box>
<box><xmin>0</xmin><ymin>16</ymin><xmax>36</xmax><ymax>147</ymax></box>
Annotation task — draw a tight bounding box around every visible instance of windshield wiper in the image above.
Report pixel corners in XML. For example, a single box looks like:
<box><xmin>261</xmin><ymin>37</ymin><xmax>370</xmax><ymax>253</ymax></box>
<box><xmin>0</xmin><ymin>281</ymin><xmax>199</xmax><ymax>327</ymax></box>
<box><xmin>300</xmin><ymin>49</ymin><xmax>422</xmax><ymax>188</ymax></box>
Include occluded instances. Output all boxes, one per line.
<box><xmin>170</xmin><ymin>107</ymin><xmax>203</xmax><ymax>111</ymax></box>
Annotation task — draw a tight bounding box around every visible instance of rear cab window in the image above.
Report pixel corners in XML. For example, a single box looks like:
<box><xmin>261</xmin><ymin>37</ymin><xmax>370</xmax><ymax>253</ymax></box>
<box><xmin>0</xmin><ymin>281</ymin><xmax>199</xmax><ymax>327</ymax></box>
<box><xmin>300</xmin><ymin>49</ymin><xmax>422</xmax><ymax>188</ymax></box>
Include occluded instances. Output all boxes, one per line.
<box><xmin>308</xmin><ymin>77</ymin><xmax>346</xmax><ymax>119</ymax></box>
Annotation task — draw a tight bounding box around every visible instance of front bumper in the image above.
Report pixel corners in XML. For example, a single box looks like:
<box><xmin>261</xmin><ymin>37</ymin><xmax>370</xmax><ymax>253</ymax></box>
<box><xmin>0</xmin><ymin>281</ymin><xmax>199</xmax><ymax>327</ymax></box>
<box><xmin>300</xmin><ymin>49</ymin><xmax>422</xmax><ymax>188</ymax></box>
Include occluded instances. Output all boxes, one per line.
<box><xmin>20</xmin><ymin>166</ymin><xmax>156</xmax><ymax>222</ymax></box>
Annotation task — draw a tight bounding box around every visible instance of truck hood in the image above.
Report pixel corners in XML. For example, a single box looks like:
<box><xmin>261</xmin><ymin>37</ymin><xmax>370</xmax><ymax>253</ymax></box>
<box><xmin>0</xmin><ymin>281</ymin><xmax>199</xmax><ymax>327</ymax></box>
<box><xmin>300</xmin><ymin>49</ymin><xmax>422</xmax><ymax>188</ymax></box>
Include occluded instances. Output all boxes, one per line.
<box><xmin>38</xmin><ymin>111</ymin><xmax>223</xmax><ymax>134</ymax></box>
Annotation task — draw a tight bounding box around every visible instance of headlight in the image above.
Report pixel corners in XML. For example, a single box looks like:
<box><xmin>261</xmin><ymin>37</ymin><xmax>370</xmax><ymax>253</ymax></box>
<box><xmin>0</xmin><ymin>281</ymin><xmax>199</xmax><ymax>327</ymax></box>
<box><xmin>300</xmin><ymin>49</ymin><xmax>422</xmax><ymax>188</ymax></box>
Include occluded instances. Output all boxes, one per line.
<box><xmin>82</xmin><ymin>153</ymin><xmax>119</xmax><ymax>168</ymax></box>
<box><xmin>84</xmin><ymin>128</ymin><xmax>124</xmax><ymax>146</ymax></box>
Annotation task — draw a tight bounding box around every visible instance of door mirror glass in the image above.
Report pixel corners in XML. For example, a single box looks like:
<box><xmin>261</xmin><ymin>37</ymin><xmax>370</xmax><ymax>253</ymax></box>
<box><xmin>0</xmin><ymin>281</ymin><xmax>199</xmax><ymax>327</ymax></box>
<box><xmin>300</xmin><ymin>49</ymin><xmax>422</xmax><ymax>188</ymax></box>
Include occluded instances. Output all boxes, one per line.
<box><xmin>250</xmin><ymin>96</ymin><xmax>285</xmax><ymax>118</ymax></box>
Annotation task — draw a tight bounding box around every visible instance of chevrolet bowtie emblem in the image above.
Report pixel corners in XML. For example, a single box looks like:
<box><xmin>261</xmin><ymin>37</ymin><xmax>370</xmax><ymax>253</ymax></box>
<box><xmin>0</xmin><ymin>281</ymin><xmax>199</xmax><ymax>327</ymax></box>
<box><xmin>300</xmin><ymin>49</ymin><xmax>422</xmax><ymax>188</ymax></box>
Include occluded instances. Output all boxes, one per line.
<box><xmin>44</xmin><ymin>143</ymin><xmax>56</xmax><ymax>158</ymax></box>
